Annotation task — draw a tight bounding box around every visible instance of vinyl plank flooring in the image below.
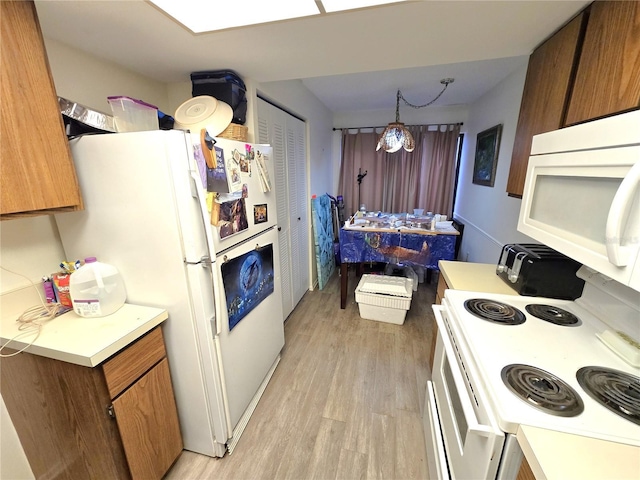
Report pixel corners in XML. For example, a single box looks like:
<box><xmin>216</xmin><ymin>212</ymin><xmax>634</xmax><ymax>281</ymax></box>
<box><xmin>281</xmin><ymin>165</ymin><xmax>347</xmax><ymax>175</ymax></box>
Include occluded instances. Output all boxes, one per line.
<box><xmin>323</xmin><ymin>314</ymin><xmax>376</xmax><ymax>422</ymax></box>
<box><xmin>395</xmin><ymin>409</ymin><xmax>429</xmax><ymax>480</ymax></box>
<box><xmin>336</xmin><ymin>447</ymin><xmax>368</xmax><ymax>480</ymax></box>
<box><xmin>366</xmin><ymin>412</ymin><xmax>396</xmax><ymax>480</ymax></box>
<box><xmin>306</xmin><ymin>417</ymin><xmax>346</xmax><ymax>480</ymax></box>
<box><xmin>372</xmin><ymin>331</ymin><xmax>397</xmax><ymax>416</ymax></box>
<box><xmin>164</xmin><ymin>450</ymin><xmax>210</xmax><ymax>479</ymax></box>
<box><xmin>273</xmin><ymin>327</ymin><xmax>343</xmax><ymax>478</ymax></box>
<box><xmin>395</xmin><ymin>324</ymin><xmax>421</xmax><ymax>413</ymax></box>
<box><xmin>341</xmin><ymin>320</ymin><xmax>379</xmax><ymax>454</ymax></box>
<box><xmin>165</xmin><ymin>269</ymin><xmax>435</xmax><ymax>479</ymax></box>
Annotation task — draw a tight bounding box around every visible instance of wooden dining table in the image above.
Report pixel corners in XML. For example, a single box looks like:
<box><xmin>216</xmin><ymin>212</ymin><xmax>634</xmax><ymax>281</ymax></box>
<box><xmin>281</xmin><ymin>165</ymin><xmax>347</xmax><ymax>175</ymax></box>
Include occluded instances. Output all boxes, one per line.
<box><xmin>338</xmin><ymin>224</ymin><xmax>458</xmax><ymax>308</ymax></box>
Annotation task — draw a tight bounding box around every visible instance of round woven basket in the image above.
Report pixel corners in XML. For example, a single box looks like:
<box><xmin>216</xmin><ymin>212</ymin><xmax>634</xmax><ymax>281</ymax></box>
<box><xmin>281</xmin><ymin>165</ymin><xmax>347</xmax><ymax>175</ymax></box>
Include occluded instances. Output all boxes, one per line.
<box><xmin>218</xmin><ymin>123</ymin><xmax>248</xmax><ymax>141</ymax></box>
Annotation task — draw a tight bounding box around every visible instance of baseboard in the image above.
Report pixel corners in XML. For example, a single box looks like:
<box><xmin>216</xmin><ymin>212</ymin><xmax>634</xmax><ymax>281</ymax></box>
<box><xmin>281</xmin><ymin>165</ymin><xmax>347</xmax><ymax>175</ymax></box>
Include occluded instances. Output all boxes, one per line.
<box><xmin>227</xmin><ymin>355</ymin><xmax>281</xmax><ymax>454</ymax></box>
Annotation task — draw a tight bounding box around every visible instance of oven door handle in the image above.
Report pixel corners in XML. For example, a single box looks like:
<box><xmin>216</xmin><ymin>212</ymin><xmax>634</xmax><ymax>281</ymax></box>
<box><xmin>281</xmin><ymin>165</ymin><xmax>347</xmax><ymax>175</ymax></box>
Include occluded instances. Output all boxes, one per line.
<box><xmin>433</xmin><ymin>306</ymin><xmax>496</xmax><ymax>438</ymax></box>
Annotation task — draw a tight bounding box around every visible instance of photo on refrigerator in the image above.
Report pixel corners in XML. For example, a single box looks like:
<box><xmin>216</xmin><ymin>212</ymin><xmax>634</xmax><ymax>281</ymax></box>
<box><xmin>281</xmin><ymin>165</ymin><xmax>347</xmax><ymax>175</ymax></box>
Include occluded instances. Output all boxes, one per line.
<box><xmin>221</xmin><ymin>245</ymin><xmax>275</xmax><ymax>330</ymax></box>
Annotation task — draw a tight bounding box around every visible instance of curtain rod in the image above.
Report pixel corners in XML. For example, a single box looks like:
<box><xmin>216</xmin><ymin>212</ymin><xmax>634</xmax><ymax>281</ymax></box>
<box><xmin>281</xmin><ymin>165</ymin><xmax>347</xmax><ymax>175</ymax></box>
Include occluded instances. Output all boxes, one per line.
<box><xmin>332</xmin><ymin>122</ymin><xmax>463</xmax><ymax>131</ymax></box>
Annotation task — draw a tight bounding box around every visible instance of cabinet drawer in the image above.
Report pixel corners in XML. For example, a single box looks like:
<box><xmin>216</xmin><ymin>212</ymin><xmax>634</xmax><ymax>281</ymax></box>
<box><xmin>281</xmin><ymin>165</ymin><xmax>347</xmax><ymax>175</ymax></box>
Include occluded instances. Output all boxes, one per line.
<box><xmin>103</xmin><ymin>327</ymin><xmax>166</xmax><ymax>398</ymax></box>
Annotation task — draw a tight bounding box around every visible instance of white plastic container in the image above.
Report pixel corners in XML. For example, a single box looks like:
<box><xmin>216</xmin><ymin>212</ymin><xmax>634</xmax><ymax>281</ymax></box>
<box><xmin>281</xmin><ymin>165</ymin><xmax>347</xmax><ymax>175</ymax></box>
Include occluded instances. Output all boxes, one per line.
<box><xmin>107</xmin><ymin>96</ymin><xmax>158</xmax><ymax>132</ymax></box>
<box><xmin>355</xmin><ymin>274</ymin><xmax>413</xmax><ymax>325</ymax></box>
<box><xmin>69</xmin><ymin>257</ymin><xmax>127</xmax><ymax>317</ymax></box>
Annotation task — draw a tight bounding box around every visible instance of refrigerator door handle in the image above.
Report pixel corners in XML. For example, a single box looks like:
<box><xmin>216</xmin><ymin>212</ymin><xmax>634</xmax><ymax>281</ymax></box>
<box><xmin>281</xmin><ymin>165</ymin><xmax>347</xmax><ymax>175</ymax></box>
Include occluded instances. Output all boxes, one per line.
<box><xmin>190</xmin><ymin>172</ymin><xmax>217</xmax><ymax>256</ymax></box>
<box><xmin>185</xmin><ymin>255</ymin><xmax>213</xmax><ymax>266</ymax></box>
<box><xmin>188</xmin><ymin>170</ymin><xmax>223</xmax><ymax>335</ymax></box>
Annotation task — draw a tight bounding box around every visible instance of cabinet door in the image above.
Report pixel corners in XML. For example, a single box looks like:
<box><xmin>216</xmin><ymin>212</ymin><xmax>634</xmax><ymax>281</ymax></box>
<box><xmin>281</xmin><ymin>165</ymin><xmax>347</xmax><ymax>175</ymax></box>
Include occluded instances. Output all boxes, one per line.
<box><xmin>506</xmin><ymin>13</ymin><xmax>585</xmax><ymax>197</ymax></box>
<box><xmin>0</xmin><ymin>0</ymin><xmax>83</xmax><ymax>217</ymax></box>
<box><xmin>112</xmin><ymin>358</ymin><xmax>183</xmax><ymax>480</ymax></box>
<box><xmin>1</xmin><ymin>350</ymin><xmax>130</xmax><ymax>479</ymax></box>
<box><xmin>565</xmin><ymin>1</ymin><xmax>640</xmax><ymax>126</ymax></box>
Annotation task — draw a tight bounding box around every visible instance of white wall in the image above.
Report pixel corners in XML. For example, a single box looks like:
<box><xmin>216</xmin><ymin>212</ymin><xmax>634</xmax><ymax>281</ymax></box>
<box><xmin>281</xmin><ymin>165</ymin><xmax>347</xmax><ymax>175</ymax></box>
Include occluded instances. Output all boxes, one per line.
<box><xmin>256</xmin><ymin>79</ymin><xmax>334</xmax><ymax>199</ymax></box>
<box><xmin>334</xmin><ymin>104</ymin><xmax>469</xmax><ymax>129</ymax></box>
<box><xmin>453</xmin><ymin>64</ymin><xmax>535</xmax><ymax>264</ymax></box>
<box><xmin>44</xmin><ymin>38</ymin><xmax>171</xmax><ymax>114</ymax></box>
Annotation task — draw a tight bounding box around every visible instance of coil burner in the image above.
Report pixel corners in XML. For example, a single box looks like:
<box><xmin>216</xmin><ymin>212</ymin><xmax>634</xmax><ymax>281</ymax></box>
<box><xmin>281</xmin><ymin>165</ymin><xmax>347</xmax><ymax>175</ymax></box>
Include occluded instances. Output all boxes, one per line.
<box><xmin>501</xmin><ymin>364</ymin><xmax>584</xmax><ymax>417</ymax></box>
<box><xmin>525</xmin><ymin>304</ymin><xmax>581</xmax><ymax>326</ymax></box>
<box><xmin>464</xmin><ymin>299</ymin><xmax>526</xmax><ymax>325</ymax></box>
<box><xmin>577</xmin><ymin>366</ymin><xmax>640</xmax><ymax>425</ymax></box>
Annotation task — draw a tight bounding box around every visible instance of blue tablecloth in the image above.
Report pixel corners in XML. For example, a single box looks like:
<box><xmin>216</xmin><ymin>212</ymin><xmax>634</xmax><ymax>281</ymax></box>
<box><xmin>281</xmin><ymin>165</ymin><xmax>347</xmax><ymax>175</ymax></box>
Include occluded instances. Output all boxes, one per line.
<box><xmin>339</xmin><ymin>228</ymin><xmax>456</xmax><ymax>269</ymax></box>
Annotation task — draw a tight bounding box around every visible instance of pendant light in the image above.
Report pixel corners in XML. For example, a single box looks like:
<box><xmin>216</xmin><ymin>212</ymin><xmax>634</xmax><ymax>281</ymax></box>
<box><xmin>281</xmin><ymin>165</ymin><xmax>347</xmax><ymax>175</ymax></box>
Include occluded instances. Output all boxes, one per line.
<box><xmin>376</xmin><ymin>78</ymin><xmax>454</xmax><ymax>153</ymax></box>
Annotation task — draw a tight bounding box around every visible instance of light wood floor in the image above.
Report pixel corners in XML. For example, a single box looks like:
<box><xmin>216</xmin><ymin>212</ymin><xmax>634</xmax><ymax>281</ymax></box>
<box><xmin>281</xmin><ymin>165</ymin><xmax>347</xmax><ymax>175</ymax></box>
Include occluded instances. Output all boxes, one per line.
<box><xmin>165</xmin><ymin>269</ymin><xmax>437</xmax><ymax>480</ymax></box>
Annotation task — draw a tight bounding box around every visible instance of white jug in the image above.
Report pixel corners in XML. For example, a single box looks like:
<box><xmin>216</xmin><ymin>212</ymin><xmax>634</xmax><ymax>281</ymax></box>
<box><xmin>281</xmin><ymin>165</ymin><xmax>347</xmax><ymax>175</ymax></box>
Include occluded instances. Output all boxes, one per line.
<box><xmin>69</xmin><ymin>257</ymin><xmax>126</xmax><ymax>317</ymax></box>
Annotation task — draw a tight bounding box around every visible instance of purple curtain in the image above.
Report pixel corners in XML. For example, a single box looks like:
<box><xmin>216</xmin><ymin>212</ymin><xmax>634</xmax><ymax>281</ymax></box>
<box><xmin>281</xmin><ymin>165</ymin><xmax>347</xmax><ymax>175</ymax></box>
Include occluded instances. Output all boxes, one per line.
<box><xmin>338</xmin><ymin>124</ymin><xmax>461</xmax><ymax>216</ymax></box>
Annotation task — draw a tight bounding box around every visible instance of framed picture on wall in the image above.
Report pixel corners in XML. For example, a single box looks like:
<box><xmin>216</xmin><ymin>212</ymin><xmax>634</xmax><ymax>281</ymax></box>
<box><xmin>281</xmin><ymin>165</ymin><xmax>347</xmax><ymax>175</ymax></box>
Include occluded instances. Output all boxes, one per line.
<box><xmin>472</xmin><ymin>124</ymin><xmax>502</xmax><ymax>187</ymax></box>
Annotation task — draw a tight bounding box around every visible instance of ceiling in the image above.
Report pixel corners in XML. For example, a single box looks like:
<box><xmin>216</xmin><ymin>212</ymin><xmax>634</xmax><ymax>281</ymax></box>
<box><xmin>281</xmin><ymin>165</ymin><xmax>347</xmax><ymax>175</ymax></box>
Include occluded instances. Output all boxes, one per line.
<box><xmin>34</xmin><ymin>0</ymin><xmax>590</xmax><ymax>114</ymax></box>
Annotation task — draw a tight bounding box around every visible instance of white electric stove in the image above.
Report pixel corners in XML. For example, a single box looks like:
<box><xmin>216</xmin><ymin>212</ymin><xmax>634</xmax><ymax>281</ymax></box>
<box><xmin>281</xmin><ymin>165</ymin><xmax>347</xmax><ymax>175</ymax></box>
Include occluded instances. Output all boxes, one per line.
<box><xmin>425</xmin><ymin>265</ymin><xmax>640</xmax><ymax>480</ymax></box>
<box><xmin>442</xmin><ymin>286</ymin><xmax>639</xmax><ymax>446</ymax></box>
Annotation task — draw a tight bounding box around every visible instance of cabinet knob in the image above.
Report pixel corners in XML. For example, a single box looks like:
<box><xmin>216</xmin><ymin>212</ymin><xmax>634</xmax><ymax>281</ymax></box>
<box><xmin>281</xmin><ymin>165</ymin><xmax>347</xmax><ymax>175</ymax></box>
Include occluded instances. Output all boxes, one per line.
<box><xmin>298</xmin><ymin>217</ymin><xmax>301</xmax><ymax>221</ymax></box>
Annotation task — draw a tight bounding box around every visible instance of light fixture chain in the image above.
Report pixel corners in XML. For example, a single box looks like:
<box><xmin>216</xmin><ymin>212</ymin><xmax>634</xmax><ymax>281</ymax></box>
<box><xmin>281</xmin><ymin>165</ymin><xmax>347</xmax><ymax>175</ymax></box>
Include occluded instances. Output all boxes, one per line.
<box><xmin>379</xmin><ymin>78</ymin><xmax>453</xmax><ymax>153</ymax></box>
<box><xmin>398</xmin><ymin>78</ymin><xmax>454</xmax><ymax>109</ymax></box>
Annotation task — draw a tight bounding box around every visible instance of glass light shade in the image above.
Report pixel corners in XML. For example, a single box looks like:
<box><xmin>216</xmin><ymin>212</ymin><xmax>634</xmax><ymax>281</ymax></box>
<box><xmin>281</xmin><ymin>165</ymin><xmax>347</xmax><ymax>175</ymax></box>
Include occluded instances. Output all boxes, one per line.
<box><xmin>376</xmin><ymin>123</ymin><xmax>415</xmax><ymax>153</ymax></box>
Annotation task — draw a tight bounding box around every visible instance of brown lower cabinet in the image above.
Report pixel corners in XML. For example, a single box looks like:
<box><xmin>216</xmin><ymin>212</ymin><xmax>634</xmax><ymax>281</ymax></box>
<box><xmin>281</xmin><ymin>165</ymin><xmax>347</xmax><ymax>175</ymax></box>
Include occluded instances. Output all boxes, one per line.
<box><xmin>517</xmin><ymin>456</ymin><xmax>537</xmax><ymax>480</ymax></box>
<box><xmin>0</xmin><ymin>326</ymin><xmax>182</xmax><ymax>480</ymax></box>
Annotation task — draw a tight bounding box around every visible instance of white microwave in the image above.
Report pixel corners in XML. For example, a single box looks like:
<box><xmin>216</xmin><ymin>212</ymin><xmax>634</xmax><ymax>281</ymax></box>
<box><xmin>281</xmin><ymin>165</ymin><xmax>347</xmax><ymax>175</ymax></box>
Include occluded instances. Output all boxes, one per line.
<box><xmin>518</xmin><ymin>110</ymin><xmax>640</xmax><ymax>292</ymax></box>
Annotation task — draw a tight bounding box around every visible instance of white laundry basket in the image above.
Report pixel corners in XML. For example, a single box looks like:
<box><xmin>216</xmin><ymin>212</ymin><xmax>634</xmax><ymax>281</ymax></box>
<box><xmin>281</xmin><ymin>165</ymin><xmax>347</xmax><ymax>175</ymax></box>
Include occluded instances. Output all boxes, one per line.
<box><xmin>355</xmin><ymin>274</ymin><xmax>413</xmax><ymax>325</ymax></box>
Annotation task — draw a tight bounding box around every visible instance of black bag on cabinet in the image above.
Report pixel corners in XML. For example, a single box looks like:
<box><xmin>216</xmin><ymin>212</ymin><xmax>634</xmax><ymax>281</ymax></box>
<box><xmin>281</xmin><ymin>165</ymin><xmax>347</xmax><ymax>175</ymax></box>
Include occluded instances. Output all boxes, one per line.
<box><xmin>190</xmin><ymin>70</ymin><xmax>247</xmax><ymax>125</ymax></box>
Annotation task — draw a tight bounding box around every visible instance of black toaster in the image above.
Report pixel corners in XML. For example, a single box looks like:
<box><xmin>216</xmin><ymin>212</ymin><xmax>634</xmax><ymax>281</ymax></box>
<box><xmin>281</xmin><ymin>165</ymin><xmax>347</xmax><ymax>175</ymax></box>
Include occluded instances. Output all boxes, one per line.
<box><xmin>496</xmin><ymin>243</ymin><xmax>585</xmax><ymax>300</ymax></box>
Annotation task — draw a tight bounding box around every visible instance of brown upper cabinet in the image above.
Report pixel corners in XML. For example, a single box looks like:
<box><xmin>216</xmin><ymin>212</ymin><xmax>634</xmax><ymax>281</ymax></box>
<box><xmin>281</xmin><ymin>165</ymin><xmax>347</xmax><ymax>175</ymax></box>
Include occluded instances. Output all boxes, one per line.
<box><xmin>507</xmin><ymin>12</ymin><xmax>585</xmax><ymax>198</ymax></box>
<box><xmin>1</xmin><ymin>0</ymin><xmax>83</xmax><ymax>219</ymax></box>
<box><xmin>507</xmin><ymin>0</ymin><xmax>640</xmax><ymax>197</ymax></box>
<box><xmin>564</xmin><ymin>0</ymin><xmax>640</xmax><ymax>126</ymax></box>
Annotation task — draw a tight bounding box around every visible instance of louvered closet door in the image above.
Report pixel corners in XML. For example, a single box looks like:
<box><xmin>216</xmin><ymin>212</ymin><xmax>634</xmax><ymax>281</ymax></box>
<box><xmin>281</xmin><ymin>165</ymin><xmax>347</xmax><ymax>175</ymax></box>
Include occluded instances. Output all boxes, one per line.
<box><xmin>290</xmin><ymin>116</ymin><xmax>309</xmax><ymax>307</ymax></box>
<box><xmin>257</xmin><ymin>98</ymin><xmax>294</xmax><ymax>319</ymax></box>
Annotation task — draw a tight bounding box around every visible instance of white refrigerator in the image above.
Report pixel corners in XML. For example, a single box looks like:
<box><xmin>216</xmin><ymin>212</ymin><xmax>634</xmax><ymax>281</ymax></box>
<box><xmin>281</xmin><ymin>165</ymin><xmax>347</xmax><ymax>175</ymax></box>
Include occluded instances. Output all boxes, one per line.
<box><xmin>55</xmin><ymin>129</ymin><xmax>285</xmax><ymax>457</ymax></box>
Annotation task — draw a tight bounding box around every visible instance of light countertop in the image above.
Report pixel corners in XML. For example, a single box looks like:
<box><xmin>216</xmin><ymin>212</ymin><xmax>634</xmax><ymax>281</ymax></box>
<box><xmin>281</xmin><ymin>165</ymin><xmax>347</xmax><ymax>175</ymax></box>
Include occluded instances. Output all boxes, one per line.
<box><xmin>438</xmin><ymin>260</ymin><xmax>518</xmax><ymax>295</ymax></box>
<box><xmin>1</xmin><ymin>286</ymin><xmax>167</xmax><ymax>367</ymax></box>
<box><xmin>518</xmin><ymin>425</ymin><xmax>640</xmax><ymax>480</ymax></box>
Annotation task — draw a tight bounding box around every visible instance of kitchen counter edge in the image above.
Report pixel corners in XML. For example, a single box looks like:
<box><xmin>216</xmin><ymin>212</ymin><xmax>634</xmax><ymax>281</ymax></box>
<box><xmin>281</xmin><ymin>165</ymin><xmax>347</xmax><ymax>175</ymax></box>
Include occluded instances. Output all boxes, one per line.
<box><xmin>438</xmin><ymin>260</ymin><xmax>518</xmax><ymax>295</ymax></box>
<box><xmin>517</xmin><ymin>425</ymin><xmax>640</xmax><ymax>480</ymax></box>
<box><xmin>1</xmin><ymin>292</ymin><xmax>168</xmax><ymax>367</ymax></box>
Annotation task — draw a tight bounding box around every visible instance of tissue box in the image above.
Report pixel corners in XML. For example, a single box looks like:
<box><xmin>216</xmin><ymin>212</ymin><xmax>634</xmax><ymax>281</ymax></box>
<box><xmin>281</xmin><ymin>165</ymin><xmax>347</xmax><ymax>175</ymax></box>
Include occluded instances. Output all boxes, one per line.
<box><xmin>355</xmin><ymin>274</ymin><xmax>413</xmax><ymax>325</ymax></box>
